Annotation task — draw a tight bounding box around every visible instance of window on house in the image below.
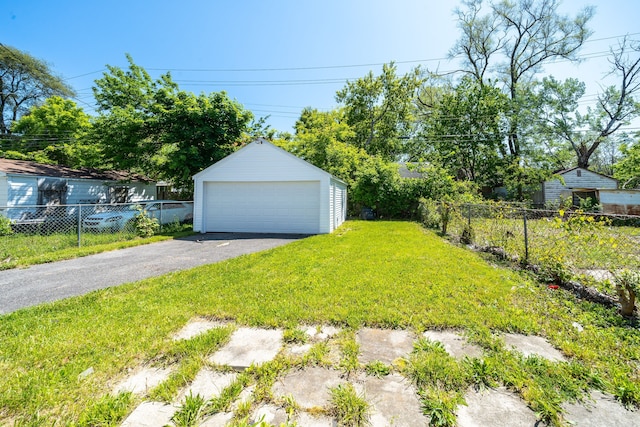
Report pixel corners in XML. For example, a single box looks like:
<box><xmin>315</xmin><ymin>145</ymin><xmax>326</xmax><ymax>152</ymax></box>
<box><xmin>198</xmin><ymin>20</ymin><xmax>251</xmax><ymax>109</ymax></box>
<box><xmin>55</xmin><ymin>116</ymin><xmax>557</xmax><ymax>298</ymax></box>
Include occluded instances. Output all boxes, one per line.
<box><xmin>37</xmin><ymin>178</ymin><xmax>67</xmax><ymax>206</ymax></box>
<box><xmin>110</xmin><ymin>186</ymin><xmax>130</xmax><ymax>203</ymax></box>
<box><xmin>577</xmin><ymin>169</ymin><xmax>582</xmax><ymax>177</ymax></box>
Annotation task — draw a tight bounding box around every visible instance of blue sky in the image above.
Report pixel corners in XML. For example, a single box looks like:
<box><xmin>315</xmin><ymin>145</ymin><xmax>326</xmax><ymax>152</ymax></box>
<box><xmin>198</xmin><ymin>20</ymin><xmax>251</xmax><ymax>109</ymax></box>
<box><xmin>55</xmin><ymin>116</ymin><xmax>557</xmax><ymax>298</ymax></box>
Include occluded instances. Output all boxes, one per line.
<box><xmin>1</xmin><ymin>0</ymin><xmax>639</xmax><ymax>133</ymax></box>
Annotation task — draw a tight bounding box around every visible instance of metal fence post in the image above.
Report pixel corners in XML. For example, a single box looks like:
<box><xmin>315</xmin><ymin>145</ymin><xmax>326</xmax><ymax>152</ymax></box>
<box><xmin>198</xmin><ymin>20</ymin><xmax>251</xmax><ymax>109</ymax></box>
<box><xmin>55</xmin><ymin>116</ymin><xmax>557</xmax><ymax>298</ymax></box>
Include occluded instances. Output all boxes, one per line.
<box><xmin>523</xmin><ymin>208</ymin><xmax>529</xmax><ymax>263</ymax></box>
<box><xmin>159</xmin><ymin>201</ymin><xmax>163</xmax><ymax>232</ymax></box>
<box><xmin>467</xmin><ymin>203</ymin><xmax>472</xmax><ymax>228</ymax></box>
<box><xmin>77</xmin><ymin>204</ymin><xmax>82</xmax><ymax>248</ymax></box>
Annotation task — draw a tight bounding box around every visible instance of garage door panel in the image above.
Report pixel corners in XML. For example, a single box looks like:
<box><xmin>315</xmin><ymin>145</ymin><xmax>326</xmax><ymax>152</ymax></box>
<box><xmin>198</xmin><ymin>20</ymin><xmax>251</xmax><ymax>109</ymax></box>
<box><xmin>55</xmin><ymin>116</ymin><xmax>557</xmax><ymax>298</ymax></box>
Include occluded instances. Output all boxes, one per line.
<box><xmin>204</xmin><ymin>181</ymin><xmax>320</xmax><ymax>233</ymax></box>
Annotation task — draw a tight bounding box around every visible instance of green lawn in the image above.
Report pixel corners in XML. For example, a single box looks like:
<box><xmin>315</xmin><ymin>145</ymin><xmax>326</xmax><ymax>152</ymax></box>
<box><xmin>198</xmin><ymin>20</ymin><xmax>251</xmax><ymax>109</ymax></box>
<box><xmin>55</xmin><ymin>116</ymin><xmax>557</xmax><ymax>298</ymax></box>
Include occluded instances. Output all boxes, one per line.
<box><xmin>0</xmin><ymin>221</ymin><xmax>638</xmax><ymax>426</ymax></box>
<box><xmin>0</xmin><ymin>226</ymin><xmax>194</xmax><ymax>270</ymax></box>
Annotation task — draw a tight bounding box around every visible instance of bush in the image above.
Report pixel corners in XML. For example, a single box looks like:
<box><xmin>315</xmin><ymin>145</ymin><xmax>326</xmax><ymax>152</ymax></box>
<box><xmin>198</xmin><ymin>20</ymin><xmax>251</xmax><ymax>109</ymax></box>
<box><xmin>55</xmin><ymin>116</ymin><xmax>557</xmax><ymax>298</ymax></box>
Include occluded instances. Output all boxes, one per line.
<box><xmin>0</xmin><ymin>214</ymin><xmax>13</xmax><ymax>236</ymax></box>
<box><xmin>133</xmin><ymin>207</ymin><xmax>159</xmax><ymax>237</ymax></box>
<box><xmin>613</xmin><ymin>270</ymin><xmax>639</xmax><ymax>317</ymax></box>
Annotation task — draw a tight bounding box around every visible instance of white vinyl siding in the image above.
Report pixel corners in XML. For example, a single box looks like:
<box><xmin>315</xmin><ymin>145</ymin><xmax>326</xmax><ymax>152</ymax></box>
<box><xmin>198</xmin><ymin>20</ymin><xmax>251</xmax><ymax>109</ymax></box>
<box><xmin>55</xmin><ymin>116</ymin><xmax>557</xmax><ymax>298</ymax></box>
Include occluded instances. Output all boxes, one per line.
<box><xmin>203</xmin><ymin>181</ymin><xmax>321</xmax><ymax>233</ymax></box>
<box><xmin>193</xmin><ymin>139</ymin><xmax>347</xmax><ymax>234</ymax></box>
<box><xmin>3</xmin><ymin>175</ymin><xmax>156</xmax><ymax>207</ymax></box>
<box><xmin>0</xmin><ymin>175</ymin><xmax>8</xmax><ymax>207</ymax></box>
<box><xmin>544</xmin><ymin>168</ymin><xmax>617</xmax><ymax>204</ymax></box>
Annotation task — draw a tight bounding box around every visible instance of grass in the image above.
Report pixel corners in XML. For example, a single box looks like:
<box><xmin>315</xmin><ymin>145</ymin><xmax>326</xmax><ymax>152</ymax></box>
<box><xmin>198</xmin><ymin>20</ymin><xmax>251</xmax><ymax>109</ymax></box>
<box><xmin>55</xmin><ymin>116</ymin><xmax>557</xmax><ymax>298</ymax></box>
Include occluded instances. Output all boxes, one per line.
<box><xmin>0</xmin><ymin>226</ymin><xmax>194</xmax><ymax>270</ymax></box>
<box><xmin>0</xmin><ymin>221</ymin><xmax>639</xmax><ymax>425</ymax></box>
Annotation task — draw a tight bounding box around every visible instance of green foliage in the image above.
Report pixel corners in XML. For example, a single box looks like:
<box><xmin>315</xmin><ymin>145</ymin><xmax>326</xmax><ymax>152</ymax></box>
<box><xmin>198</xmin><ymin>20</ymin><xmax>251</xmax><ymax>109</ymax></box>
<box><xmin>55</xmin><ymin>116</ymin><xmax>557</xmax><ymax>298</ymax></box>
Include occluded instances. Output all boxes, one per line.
<box><xmin>90</xmin><ymin>55</ymin><xmax>252</xmax><ymax>191</ymax></box>
<box><xmin>612</xmin><ymin>269</ymin><xmax>639</xmax><ymax>317</ymax></box>
<box><xmin>336</xmin><ymin>63</ymin><xmax>422</xmax><ymax>160</ymax></box>
<box><xmin>75</xmin><ymin>392</ymin><xmax>132</xmax><ymax>427</ymax></box>
<box><xmin>404</xmin><ymin>338</ymin><xmax>468</xmax><ymax>391</ymax></box>
<box><xmin>10</xmin><ymin>96</ymin><xmax>98</xmax><ymax>168</ymax></box>
<box><xmin>328</xmin><ymin>383</ymin><xmax>371</xmax><ymax>427</ymax></box>
<box><xmin>132</xmin><ymin>207</ymin><xmax>159</xmax><ymax>237</ymax></box>
<box><xmin>0</xmin><ymin>214</ymin><xmax>13</xmax><ymax>236</ymax></box>
<box><xmin>416</xmin><ymin>76</ymin><xmax>508</xmax><ymax>188</ymax></box>
<box><xmin>206</xmin><ymin>373</ymin><xmax>250</xmax><ymax>414</ymax></box>
<box><xmin>283</xmin><ymin>327</ymin><xmax>308</xmax><ymax>344</ymax></box>
<box><xmin>462</xmin><ymin>357</ymin><xmax>498</xmax><ymax>390</ymax></box>
<box><xmin>615</xmin><ymin>139</ymin><xmax>640</xmax><ymax>189</ymax></box>
<box><xmin>337</xmin><ymin>331</ymin><xmax>360</xmax><ymax>375</ymax></box>
<box><xmin>418</xmin><ymin>389</ymin><xmax>464</xmax><ymax>427</ymax></box>
<box><xmin>0</xmin><ymin>44</ymin><xmax>74</xmax><ymax>134</ymax></box>
<box><xmin>364</xmin><ymin>361</ymin><xmax>390</xmax><ymax>378</ymax></box>
<box><xmin>171</xmin><ymin>392</ymin><xmax>206</xmax><ymax>427</ymax></box>
<box><xmin>450</xmin><ymin>0</ymin><xmax>594</xmax><ymax>194</ymax></box>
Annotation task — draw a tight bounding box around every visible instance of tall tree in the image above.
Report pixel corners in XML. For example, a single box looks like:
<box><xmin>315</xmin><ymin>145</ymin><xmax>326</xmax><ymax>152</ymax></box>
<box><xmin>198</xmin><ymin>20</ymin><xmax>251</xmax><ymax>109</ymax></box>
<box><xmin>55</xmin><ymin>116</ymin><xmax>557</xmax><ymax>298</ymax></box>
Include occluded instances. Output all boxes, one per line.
<box><xmin>10</xmin><ymin>96</ymin><xmax>97</xmax><ymax>167</ymax></box>
<box><xmin>418</xmin><ymin>76</ymin><xmax>508</xmax><ymax>188</ymax></box>
<box><xmin>0</xmin><ymin>44</ymin><xmax>74</xmax><ymax>134</ymax></box>
<box><xmin>289</xmin><ymin>107</ymin><xmax>364</xmax><ymax>186</ymax></box>
<box><xmin>450</xmin><ymin>0</ymin><xmax>593</xmax><ymax>161</ymax></box>
<box><xmin>335</xmin><ymin>63</ymin><xmax>422</xmax><ymax>160</ymax></box>
<box><xmin>537</xmin><ymin>38</ymin><xmax>640</xmax><ymax>169</ymax></box>
<box><xmin>90</xmin><ymin>55</ymin><xmax>252</xmax><ymax>190</ymax></box>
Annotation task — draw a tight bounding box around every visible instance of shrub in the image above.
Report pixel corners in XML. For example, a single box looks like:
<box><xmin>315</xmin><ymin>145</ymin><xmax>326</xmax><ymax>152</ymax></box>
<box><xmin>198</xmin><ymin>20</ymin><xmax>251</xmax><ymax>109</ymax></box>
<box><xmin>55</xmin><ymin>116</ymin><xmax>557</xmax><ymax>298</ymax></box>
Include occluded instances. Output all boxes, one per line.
<box><xmin>0</xmin><ymin>214</ymin><xmax>13</xmax><ymax>236</ymax></box>
<box><xmin>133</xmin><ymin>207</ymin><xmax>159</xmax><ymax>237</ymax></box>
<box><xmin>612</xmin><ymin>269</ymin><xmax>639</xmax><ymax>317</ymax></box>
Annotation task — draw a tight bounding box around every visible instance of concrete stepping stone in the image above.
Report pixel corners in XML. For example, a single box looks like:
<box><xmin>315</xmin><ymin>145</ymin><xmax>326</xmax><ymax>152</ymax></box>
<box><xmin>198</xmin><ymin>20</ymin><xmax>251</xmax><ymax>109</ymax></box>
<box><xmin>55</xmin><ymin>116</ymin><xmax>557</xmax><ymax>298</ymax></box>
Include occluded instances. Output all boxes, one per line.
<box><xmin>363</xmin><ymin>373</ymin><xmax>426</xmax><ymax>426</ymax></box>
<box><xmin>357</xmin><ymin>328</ymin><xmax>415</xmax><ymax>364</ymax></box>
<box><xmin>209</xmin><ymin>327</ymin><xmax>283</xmax><ymax>369</ymax></box>
<box><xmin>457</xmin><ymin>387</ymin><xmax>538</xmax><ymax>426</ymax></box>
<box><xmin>172</xmin><ymin>318</ymin><xmax>227</xmax><ymax>341</ymax></box>
<box><xmin>272</xmin><ymin>366</ymin><xmax>346</xmax><ymax>409</ymax></box>
<box><xmin>113</xmin><ymin>366</ymin><xmax>172</xmax><ymax>395</ymax></box>
<box><xmin>423</xmin><ymin>330</ymin><xmax>483</xmax><ymax>359</ymax></box>
<box><xmin>304</xmin><ymin>325</ymin><xmax>341</xmax><ymax>341</ymax></box>
<box><xmin>294</xmin><ymin>412</ymin><xmax>336</xmax><ymax>426</ymax></box>
<box><xmin>287</xmin><ymin>343</ymin><xmax>313</xmax><ymax>356</ymax></box>
<box><xmin>252</xmin><ymin>403</ymin><xmax>289</xmax><ymax>425</ymax></box>
<box><xmin>562</xmin><ymin>390</ymin><xmax>640</xmax><ymax>427</ymax></box>
<box><xmin>199</xmin><ymin>411</ymin><xmax>234</xmax><ymax>427</ymax></box>
<box><xmin>503</xmin><ymin>333</ymin><xmax>566</xmax><ymax>362</ymax></box>
<box><xmin>120</xmin><ymin>401</ymin><xmax>178</xmax><ymax>427</ymax></box>
<box><xmin>177</xmin><ymin>369</ymin><xmax>237</xmax><ymax>403</ymax></box>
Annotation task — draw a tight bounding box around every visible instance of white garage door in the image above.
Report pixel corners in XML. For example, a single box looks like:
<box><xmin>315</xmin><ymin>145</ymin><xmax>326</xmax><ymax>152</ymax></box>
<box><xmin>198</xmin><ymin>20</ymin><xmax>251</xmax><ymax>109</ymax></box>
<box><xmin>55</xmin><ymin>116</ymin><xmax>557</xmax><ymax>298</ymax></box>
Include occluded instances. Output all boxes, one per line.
<box><xmin>204</xmin><ymin>181</ymin><xmax>321</xmax><ymax>233</ymax></box>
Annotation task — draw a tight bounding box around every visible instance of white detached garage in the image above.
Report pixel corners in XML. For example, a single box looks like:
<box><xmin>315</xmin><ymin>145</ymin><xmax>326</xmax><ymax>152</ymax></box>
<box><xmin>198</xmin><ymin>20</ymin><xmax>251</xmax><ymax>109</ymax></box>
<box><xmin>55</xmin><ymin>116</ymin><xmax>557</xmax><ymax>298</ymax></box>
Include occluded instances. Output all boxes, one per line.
<box><xmin>193</xmin><ymin>138</ymin><xmax>347</xmax><ymax>234</ymax></box>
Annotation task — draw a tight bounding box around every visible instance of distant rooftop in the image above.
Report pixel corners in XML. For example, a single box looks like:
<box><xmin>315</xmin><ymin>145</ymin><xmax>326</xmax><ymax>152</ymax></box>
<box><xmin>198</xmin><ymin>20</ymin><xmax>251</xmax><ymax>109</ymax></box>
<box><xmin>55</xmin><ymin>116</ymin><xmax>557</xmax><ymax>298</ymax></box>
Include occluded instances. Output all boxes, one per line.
<box><xmin>0</xmin><ymin>158</ymin><xmax>152</xmax><ymax>182</ymax></box>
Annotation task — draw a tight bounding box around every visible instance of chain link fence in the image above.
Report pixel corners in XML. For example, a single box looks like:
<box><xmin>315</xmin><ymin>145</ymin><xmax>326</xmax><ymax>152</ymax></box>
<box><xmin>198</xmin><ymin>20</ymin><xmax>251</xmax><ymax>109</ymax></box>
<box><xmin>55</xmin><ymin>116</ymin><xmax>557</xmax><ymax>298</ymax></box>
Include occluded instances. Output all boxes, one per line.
<box><xmin>0</xmin><ymin>201</ymin><xmax>193</xmax><ymax>247</ymax></box>
<box><xmin>419</xmin><ymin>201</ymin><xmax>640</xmax><ymax>287</ymax></box>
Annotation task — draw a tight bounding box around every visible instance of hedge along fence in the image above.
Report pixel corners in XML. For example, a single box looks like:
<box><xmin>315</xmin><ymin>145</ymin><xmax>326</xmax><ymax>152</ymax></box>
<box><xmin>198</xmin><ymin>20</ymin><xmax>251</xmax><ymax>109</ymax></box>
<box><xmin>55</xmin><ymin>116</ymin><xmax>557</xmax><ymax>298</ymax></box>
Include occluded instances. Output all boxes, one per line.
<box><xmin>418</xmin><ymin>200</ymin><xmax>640</xmax><ymax>315</ymax></box>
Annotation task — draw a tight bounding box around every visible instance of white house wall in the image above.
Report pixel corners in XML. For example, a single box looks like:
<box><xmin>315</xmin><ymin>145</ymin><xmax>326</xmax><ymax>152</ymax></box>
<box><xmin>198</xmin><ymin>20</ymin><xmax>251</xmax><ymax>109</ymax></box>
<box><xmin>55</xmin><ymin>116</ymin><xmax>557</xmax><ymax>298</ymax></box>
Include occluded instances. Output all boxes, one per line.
<box><xmin>544</xmin><ymin>168</ymin><xmax>618</xmax><ymax>204</ymax></box>
<box><xmin>3</xmin><ymin>174</ymin><xmax>156</xmax><ymax>220</ymax></box>
<box><xmin>8</xmin><ymin>176</ymin><xmax>38</xmax><ymax>206</ymax></box>
<box><xmin>0</xmin><ymin>175</ymin><xmax>8</xmax><ymax>207</ymax></box>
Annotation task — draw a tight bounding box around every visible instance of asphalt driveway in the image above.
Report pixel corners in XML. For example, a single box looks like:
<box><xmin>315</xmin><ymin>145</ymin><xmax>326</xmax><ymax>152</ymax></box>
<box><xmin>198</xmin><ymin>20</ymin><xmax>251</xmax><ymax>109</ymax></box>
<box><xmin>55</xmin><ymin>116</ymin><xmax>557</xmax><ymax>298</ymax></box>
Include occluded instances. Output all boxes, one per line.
<box><xmin>0</xmin><ymin>233</ymin><xmax>306</xmax><ymax>315</ymax></box>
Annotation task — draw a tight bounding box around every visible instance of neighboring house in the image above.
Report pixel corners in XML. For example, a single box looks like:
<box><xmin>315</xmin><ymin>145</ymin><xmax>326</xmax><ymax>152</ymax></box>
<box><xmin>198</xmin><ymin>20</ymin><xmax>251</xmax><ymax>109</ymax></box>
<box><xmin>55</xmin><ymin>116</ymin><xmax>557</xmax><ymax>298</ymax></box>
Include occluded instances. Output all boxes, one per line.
<box><xmin>193</xmin><ymin>138</ymin><xmax>347</xmax><ymax>234</ymax></box>
<box><xmin>541</xmin><ymin>167</ymin><xmax>618</xmax><ymax>207</ymax></box>
<box><xmin>0</xmin><ymin>158</ymin><xmax>156</xmax><ymax>220</ymax></box>
<box><xmin>595</xmin><ymin>188</ymin><xmax>640</xmax><ymax>216</ymax></box>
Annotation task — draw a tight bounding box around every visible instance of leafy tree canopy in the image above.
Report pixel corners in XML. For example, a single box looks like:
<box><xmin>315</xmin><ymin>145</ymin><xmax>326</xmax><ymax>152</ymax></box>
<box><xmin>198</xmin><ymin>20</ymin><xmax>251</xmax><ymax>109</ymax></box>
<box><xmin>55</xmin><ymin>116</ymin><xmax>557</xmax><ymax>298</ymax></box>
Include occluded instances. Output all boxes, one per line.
<box><xmin>336</xmin><ymin>63</ymin><xmax>422</xmax><ymax>160</ymax></box>
<box><xmin>0</xmin><ymin>44</ymin><xmax>74</xmax><ymax>135</ymax></box>
<box><xmin>614</xmin><ymin>135</ymin><xmax>640</xmax><ymax>189</ymax></box>
<box><xmin>10</xmin><ymin>96</ymin><xmax>97</xmax><ymax>167</ymax></box>
<box><xmin>90</xmin><ymin>55</ymin><xmax>253</xmax><ymax>190</ymax></box>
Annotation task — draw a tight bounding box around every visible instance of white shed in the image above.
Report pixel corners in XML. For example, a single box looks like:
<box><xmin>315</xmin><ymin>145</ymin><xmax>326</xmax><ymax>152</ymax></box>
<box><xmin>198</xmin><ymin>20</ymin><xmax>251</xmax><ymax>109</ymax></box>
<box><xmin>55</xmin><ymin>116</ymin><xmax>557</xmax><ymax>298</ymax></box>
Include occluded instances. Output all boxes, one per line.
<box><xmin>192</xmin><ymin>138</ymin><xmax>347</xmax><ymax>234</ymax></box>
<box><xmin>542</xmin><ymin>167</ymin><xmax>618</xmax><ymax>206</ymax></box>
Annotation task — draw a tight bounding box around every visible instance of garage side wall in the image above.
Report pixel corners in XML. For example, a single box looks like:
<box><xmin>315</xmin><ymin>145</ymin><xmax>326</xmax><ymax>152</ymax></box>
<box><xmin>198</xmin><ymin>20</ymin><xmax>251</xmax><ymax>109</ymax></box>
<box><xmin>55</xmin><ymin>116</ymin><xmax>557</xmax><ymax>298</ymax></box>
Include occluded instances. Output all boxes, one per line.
<box><xmin>193</xmin><ymin>141</ymin><xmax>333</xmax><ymax>233</ymax></box>
<box><xmin>329</xmin><ymin>178</ymin><xmax>347</xmax><ymax>232</ymax></box>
